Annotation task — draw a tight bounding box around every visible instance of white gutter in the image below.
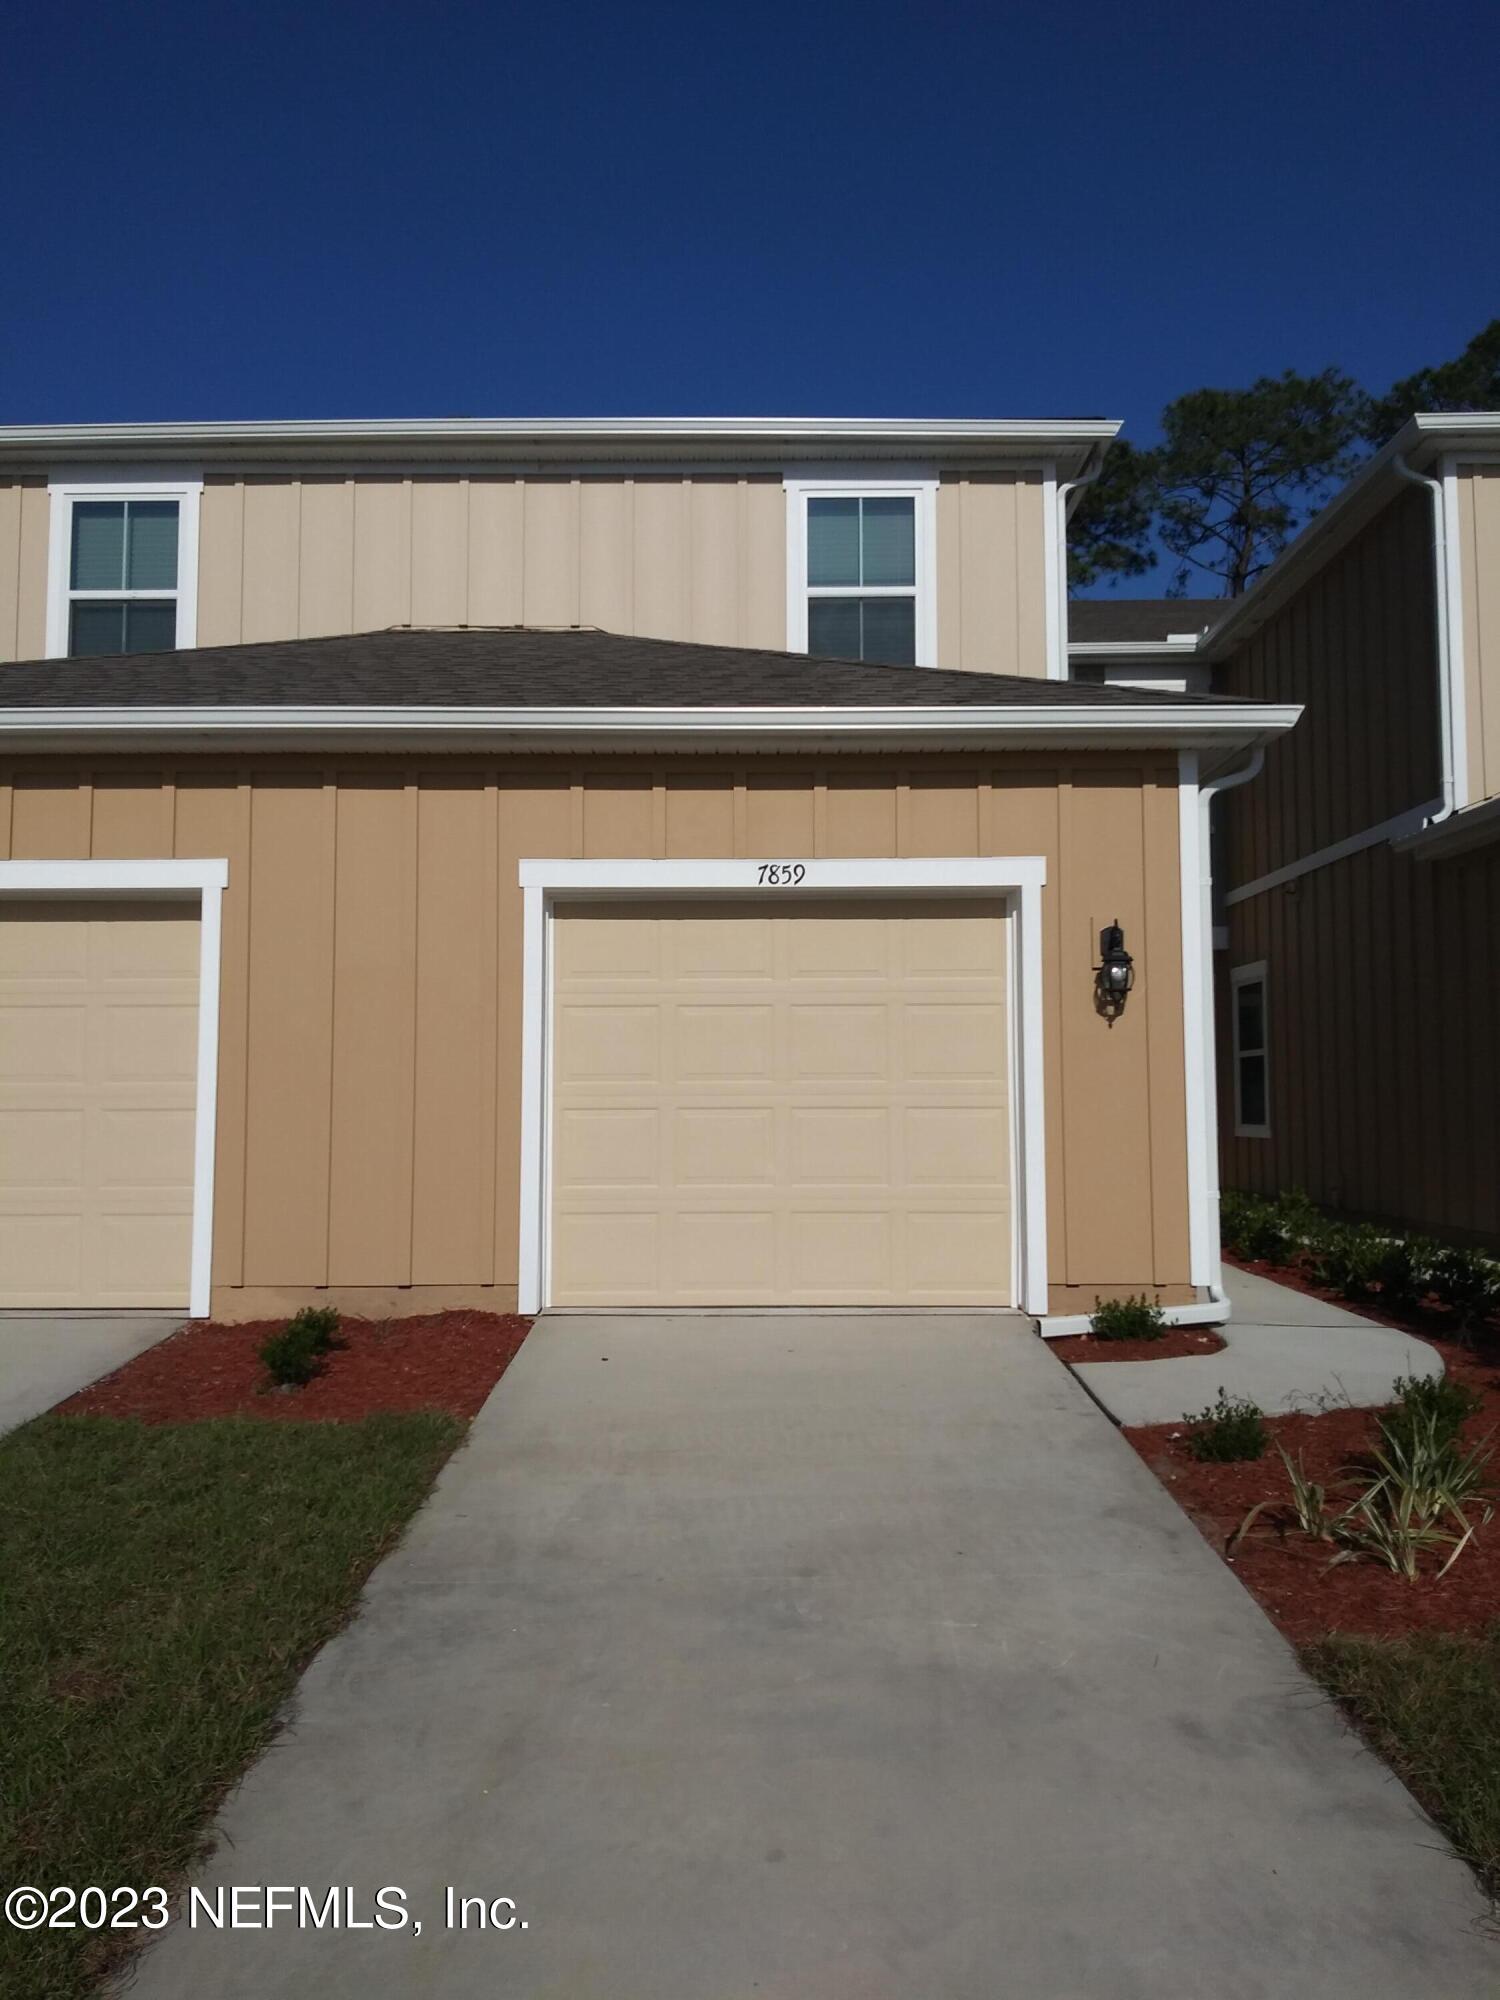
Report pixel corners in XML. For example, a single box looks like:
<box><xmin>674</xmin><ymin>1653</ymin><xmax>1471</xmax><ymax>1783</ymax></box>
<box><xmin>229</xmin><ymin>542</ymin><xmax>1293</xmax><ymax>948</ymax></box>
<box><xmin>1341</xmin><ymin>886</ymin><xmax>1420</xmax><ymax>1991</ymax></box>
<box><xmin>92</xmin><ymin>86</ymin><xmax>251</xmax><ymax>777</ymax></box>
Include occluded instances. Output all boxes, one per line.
<box><xmin>0</xmin><ymin>700</ymin><xmax>1302</xmax><ymax>752</ymax></box>
<box><xmin>1391</xmin><ymin>454</ymin><xmax>1459</xmax><ymax>826</ymax></box>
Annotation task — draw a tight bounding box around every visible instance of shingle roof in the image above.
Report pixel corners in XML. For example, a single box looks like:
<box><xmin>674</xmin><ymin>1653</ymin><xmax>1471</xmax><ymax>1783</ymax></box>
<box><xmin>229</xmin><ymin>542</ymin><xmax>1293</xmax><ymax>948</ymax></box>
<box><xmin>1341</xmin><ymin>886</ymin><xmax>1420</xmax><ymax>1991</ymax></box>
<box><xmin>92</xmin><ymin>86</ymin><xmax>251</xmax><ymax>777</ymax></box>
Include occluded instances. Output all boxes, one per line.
<box><xmin>1069</xmin><ymin>599</ymin><xmax>1224</xmax><ymax>644</ymax></box>
<box><xmin>0</xmin><ymin>625</ymin><xmax>1252</xmax><ymax>710</ymax></box>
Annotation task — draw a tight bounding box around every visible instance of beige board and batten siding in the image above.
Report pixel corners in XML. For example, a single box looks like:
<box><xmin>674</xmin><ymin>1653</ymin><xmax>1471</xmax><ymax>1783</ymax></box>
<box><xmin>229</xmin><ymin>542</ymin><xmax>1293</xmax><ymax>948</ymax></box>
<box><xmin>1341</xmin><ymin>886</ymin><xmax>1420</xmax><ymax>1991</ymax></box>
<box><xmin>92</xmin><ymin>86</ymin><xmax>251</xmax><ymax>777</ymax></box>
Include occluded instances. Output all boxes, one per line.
<box><xmin>0</xmin><ymin>752</ymin><xmax>1190</xmax><ymax>1316</ymax></box>
<box><xmin>0</xmin><ymin>470</ymin><xmax>1049</xmax><ymax>677</ymax></box>
<box><xmin>1455</xmin><ymin>463</ymin><xmax>1500</xmax><ymax>805</ymax></box>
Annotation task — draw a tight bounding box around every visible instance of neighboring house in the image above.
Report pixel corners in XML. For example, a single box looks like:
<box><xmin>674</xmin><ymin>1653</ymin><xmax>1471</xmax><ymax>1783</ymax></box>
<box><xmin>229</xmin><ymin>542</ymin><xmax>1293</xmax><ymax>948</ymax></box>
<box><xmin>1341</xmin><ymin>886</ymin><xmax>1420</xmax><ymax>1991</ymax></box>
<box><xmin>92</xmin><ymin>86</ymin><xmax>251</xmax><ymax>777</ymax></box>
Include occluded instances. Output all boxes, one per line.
<box><xmin>0</xmin><ymin>418</ymin><xmax>1295</xmax><ymax>1326</ymax></box>
<box><xmin>1071</xmin><ymin>414</ymin><xmax>1500</xmax><ymax>1248</ymax></box>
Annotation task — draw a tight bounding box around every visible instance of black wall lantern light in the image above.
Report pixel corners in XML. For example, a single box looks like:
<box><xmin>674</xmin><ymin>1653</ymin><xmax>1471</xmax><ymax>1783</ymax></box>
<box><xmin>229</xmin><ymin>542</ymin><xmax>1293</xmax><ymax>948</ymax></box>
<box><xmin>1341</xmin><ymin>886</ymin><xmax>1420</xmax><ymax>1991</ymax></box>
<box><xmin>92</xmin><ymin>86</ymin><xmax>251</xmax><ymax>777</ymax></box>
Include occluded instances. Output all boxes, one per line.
<box><xmin>1094</xmin><ymin>920</ymin><xmax>1135</xmax><ymax>1025</ymax></box>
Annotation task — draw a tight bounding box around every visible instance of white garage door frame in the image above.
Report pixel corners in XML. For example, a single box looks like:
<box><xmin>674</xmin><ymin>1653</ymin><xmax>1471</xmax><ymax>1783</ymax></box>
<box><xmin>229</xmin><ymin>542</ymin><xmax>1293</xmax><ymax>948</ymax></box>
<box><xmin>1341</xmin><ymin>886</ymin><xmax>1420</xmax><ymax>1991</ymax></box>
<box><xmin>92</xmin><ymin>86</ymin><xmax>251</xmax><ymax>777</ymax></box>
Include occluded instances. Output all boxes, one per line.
<box><xmin>0</xmin><ymin>857</ymin><xmax>228</xmax><ymax>1318</ymax></box>
<box><xmin>517</xmin><ymin>856</ymin><xmax>1048</xmax><ymax>1316</ymax></box>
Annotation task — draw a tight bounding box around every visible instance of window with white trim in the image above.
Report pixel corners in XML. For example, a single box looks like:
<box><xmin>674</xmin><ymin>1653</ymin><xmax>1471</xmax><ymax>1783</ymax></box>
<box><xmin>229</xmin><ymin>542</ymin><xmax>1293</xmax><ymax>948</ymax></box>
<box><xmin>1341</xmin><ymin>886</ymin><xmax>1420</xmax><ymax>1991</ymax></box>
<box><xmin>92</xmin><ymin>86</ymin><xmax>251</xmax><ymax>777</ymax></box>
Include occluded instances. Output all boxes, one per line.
<box><xmin>785</xmin><ymin>478</ymin><xmax>937</xmax><ymax>667</ymax></box>
<box><xmin>1231</xmin><ymin>962</ymin><xmax>1270</xmax><ymax>1138</ymax></box>
<box><xmin>47</xmin><ymin>480</ymin><xmax>201</xmax><ymax>659</ymax></box>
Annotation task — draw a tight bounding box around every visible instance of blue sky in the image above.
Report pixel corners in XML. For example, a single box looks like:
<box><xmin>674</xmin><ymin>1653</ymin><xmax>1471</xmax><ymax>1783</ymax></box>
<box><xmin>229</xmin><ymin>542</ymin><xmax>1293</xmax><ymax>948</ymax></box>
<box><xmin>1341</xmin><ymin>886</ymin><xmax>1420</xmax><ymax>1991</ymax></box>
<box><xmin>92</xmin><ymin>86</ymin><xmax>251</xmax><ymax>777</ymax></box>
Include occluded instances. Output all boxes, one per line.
<box><xmin>3</xmin><ymin>0</ymin><xmax>1495</xmax><ymax>588</ymax></box>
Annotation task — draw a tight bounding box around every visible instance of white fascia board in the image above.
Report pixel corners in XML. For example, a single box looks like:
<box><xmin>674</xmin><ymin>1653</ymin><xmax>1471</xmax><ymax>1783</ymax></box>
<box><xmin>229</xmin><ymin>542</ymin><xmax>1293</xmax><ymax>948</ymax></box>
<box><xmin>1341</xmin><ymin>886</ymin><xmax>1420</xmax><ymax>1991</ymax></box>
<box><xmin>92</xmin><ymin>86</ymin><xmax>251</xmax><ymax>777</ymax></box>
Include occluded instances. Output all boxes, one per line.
<box><xmin>0</xmin><ymin>416</ymin><xmax>1123</xmax><ymax>478</ymax></box>
<box><xmin>0</xmin><ymin>702</ymin><xmax>1302</xmax><ymax>752</ymax></box>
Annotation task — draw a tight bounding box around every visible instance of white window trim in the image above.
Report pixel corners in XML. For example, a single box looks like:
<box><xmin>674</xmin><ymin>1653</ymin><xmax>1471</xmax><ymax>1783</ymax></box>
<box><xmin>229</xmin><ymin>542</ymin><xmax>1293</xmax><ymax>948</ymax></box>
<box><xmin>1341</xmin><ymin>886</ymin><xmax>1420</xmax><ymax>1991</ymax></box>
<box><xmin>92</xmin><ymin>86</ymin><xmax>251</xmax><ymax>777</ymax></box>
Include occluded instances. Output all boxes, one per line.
<box><xmin>0</xmin><ymin>856</ymin><xmax>228</xmax><ymax>1316</ymax></box>
<box><xmin>516</xmin><ymin>855</ymin><xmax>1048</xmax><ymax>1317</ymax></box>
<box><xmin>1230</xmin><ymin>959</ymin><xmax>1271</xmax><ymax>1139</ymax></box>
<box><xmin>783</xmin><ymin>475</ymin><xmax>939</xmax><ymax>667</ymax></box>
<box><xmin>46</xmin><ymin>474</ymin><xmax>203</xmax><ymax>660</ymax></box>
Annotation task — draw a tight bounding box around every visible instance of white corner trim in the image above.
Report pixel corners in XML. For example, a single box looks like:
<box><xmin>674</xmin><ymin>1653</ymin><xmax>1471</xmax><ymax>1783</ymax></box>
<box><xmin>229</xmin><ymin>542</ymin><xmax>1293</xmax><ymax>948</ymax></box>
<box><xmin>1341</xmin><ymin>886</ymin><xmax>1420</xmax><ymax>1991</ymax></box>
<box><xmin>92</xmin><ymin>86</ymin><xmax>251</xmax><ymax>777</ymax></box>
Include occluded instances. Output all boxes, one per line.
<box><xmin>1223</xmin><ymin>800</ymin><xmax>1440</xmax><ymax>905</ymax></box>
<box><xmin>45</xmin><ymin>473</ymin><xmax>203</xmax><ymax>660</ymax></box>
<box><xmin>782</xmin><ymin>474</ymin><xmax>939</xmax><ymax>667</ymax></box>
<box><xmin>1440</xmin><ymin>455</ymin><xmax>1471</xmax><ymax>812</ymax></box>
<box><xmin>0</xmin><ymin>855</ymin><xmax>228</xmax><ymax>1316</ymax></box>
<box><xmin>515</xmin><ymin>855</ymin><xmax>1049</xmax><ymax>1317</ymax></box>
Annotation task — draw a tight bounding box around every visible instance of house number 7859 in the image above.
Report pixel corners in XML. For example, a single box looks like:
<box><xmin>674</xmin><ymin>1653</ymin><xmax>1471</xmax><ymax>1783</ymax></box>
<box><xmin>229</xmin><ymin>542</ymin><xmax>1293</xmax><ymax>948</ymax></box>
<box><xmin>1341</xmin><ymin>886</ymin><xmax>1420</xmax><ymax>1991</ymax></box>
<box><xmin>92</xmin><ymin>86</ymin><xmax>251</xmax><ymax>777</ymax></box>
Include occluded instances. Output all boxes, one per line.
<box><xmin>756</xmin><ymin>863</ymin><xmax>807</xmax><ymax>886</ymax></box>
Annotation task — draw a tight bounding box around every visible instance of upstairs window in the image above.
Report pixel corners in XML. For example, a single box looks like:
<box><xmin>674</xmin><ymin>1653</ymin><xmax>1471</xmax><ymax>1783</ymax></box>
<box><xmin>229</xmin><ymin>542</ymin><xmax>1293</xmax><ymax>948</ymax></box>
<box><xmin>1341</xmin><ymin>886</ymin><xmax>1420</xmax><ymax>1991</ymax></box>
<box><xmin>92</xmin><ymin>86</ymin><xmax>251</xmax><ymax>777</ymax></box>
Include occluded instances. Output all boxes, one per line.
<box><xmin>1231</xmin><ymin>962</ymin><xmax>1270</xmax><ymax>1138</ymax></box>
<box><xmin>786</xmin><ymin>479</ymin><xmax>936</xmax><ymax>667</ymax></box>
<box><xmin>69</xmin><ymin>501</ymin><xmax>179</xmax><ymax>655</ymax></box>
<box><xmin>46</xmin><ymin>480</ymin><xmax>201</xmax><ymax>659</ymax></box>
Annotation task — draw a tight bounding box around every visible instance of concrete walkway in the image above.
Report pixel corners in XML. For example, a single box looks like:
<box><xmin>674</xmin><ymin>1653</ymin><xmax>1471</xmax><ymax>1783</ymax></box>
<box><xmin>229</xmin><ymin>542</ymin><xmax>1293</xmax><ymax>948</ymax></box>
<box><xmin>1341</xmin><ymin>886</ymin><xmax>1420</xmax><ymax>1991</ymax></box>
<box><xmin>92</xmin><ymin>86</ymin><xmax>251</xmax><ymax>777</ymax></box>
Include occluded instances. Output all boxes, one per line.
<box><xmin>1070</xmin><ymin>1266</ymin><xmax>1446</xmax><ymax>1427</ymax></box>
<box><xmin>125</xmin><ymin>1312</ymin><xmax>1492</xmax><ymax>1999</ymax></box>
<box><xmin>0</xmin><ymin>1311</ymin><xmax>181</xmax><ymax>1436</ymax></box>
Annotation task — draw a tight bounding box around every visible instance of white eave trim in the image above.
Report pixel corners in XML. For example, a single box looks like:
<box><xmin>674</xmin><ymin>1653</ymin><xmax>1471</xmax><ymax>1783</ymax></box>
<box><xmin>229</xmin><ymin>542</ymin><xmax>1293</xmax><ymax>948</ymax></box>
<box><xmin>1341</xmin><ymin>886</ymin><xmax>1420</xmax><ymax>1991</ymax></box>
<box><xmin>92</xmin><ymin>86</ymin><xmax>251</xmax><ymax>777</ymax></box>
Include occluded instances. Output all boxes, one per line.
<box><xmin>0</xmin><ymin>701</ymin><xmax>1302</xmax><ymax>752</ymax></box>
<box><xmin>0</xmin><ymin>415</ymin><xmax>1123</xmax><ymax>478</ymax></box>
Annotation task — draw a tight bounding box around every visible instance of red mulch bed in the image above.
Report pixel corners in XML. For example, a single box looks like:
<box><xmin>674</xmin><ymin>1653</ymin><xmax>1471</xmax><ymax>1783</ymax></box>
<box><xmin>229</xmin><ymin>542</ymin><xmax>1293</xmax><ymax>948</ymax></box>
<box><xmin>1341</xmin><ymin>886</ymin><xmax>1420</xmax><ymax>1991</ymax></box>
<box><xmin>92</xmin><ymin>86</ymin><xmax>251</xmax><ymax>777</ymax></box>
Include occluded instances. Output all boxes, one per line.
<box><xmin>57</xmin><ymin>1311</ymin><xmax>532</xmax><ymax>1424</ymax></box>
<box><xmin>1050</xmin><ymin>1326</ymin><xmax>1227</xmax><ymax>1364</ymax></box>
<box><xmin>1126</xmin><ymin>1318</ymin><xmax>1500</xmax><ymax>1647</ymax></box>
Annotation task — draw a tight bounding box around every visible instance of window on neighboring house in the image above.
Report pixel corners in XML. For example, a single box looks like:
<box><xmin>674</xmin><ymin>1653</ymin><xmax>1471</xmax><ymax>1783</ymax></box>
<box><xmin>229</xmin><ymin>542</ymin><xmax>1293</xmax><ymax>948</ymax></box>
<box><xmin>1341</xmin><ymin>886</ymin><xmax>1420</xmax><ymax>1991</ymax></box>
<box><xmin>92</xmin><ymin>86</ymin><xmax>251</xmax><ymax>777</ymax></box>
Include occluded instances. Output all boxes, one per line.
<box><xmin>1231</xmin><ymin>962</ymin><xmax>1270</xmax><ymax>1138</ymax></box>
<box><xmin>786</xmin><ymin>481</ymin><xmax>936</xmax><ymax>667</ymax></box>
<box><xmin>47</xmin><ymin>482</ymin><xmax>200</xmax><ymax>659</ymax></box>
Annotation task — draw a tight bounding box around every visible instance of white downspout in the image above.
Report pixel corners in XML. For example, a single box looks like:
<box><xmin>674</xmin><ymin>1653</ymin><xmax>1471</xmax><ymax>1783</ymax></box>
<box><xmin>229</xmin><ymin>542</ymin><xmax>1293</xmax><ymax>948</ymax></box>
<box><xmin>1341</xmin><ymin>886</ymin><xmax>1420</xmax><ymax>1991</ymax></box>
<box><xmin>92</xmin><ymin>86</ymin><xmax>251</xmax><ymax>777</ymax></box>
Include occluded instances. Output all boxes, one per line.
<box><xmin>1392</xmin><ymin>454</ymin><xmax>1457</xmax><ymax>827</ymax></box>
<box><xmin>1053</xmin><ymin>447</ymin><xmax>1106</xmax><ymax>681</ymax></box>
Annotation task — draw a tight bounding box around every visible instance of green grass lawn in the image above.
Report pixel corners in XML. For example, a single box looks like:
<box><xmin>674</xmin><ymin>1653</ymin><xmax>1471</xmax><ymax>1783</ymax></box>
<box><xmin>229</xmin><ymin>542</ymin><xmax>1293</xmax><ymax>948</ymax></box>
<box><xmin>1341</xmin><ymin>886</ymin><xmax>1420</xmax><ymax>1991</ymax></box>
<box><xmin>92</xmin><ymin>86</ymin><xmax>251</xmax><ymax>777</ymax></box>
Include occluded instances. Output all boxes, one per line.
<box><xmin>0</xmin><ymin>1411</ymin><xmax>463</xmax><ymax>2000</ymax></box>
<box><xmin>1305</xmin><ymin>1625</ymin><xmax>1500</xmax><ymax>1907</ymax></box>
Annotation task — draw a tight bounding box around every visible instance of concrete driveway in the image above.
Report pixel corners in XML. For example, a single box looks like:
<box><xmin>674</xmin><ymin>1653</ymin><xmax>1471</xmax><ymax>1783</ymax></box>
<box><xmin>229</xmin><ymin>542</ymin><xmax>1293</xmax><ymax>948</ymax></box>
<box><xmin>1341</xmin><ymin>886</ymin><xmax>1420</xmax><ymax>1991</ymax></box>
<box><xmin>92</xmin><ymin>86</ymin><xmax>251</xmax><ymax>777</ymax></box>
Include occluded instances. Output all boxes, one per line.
<box><xmin>0</xmin><ymin>1311</ymin><xmax>180</xmax><ymax>1435</ymax></box>
<box><xmin>128</xmin><ymin>1314</ymin><xmax>1493</xmax><ymax>1999</ymax></box>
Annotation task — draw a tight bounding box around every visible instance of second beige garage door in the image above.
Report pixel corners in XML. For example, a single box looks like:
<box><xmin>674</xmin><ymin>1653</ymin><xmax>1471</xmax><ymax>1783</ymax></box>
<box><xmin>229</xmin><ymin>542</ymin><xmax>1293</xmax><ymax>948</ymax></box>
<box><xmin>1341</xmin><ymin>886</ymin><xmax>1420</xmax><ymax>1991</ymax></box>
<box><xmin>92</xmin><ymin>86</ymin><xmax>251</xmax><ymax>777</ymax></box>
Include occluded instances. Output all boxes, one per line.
<box><xmin>549</xmin><ymin>899</ymin><xmax>1011</xmax><ymax>1306</ymax></box>
<box><xmin>0</xmin><ymin>900</ymin><xmax>200</xmax><ymax>1309</ymax></box>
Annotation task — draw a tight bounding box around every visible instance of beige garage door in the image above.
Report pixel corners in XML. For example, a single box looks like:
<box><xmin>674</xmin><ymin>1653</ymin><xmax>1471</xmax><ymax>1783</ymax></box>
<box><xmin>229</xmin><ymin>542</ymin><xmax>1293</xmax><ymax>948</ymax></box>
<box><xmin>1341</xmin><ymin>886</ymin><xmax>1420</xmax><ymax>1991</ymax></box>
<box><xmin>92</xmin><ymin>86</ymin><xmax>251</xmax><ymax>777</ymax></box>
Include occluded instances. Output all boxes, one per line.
<box><xmin>549</xmin><ymin>899</ymin><xmax>1011</xmax><ymax>1306</ymax></box>
<box><xmin>0</xmin><ymin>901</ymin><xmax>199</xmax><ymax>1309</ymax></box>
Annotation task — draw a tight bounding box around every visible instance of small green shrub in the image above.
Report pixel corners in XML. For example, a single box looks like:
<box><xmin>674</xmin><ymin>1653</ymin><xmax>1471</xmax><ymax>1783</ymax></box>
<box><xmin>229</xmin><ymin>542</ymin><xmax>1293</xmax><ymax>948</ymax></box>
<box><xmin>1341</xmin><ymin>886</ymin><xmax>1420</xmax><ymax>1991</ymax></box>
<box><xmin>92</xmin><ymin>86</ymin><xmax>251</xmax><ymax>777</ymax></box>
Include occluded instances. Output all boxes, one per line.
<box><xmin>1221</xmin><ymin>1188</ymin><xmax>1320</xmax><ymax>1266</ymax></box>
<box><xmin>1308</xmin><ymin>1222</ymin><xmax>1386</xmax><ymax>1302</ymax></box>
<box><xmin>1382</xmin><ymin>1373</ymin><xmax>1484</xmax><ymax>1455</ymax></box>
<box><xmin>1185</xmin><ymin>1389</ymin><xmax>1268</xmax><ymax>1462</ymax></box>
<box><xmin>259</xmin><ymin>1306</ymin><xmax>343</xmax><ymax>1389</ymax></box>
<box><xmin>1430</xmin><ymin>1247</ymin><xmax>1500</xmax><ymax>1334</ymax></box>
<box><xmin>1372</xmin><ymin>1236</ymin><xmax>1438</xmax><ymax>1314</ymax></box>
<box><xmin>1089</xmin><ymin>1294</ymin><xmax>1167</xmax><ymax>1342</ymax></box>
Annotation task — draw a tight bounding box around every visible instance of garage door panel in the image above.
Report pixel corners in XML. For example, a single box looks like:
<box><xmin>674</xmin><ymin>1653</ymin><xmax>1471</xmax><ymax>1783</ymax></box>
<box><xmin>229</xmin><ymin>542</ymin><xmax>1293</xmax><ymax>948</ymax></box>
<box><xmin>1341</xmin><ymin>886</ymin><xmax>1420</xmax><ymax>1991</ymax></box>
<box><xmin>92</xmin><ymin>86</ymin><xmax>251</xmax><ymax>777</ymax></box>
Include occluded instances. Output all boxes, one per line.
<box><xmin>0</xmin><ymin>1005</ymin><xmax>87</xmax><ymax>1081</ymax></box>
<box><xmin>550</xmin><ymin>900</ymin><xmax>1011</xmax><ymax>1307</ymax></box>
<box><xmin>552</xmin><ymin>1210</ymin><xmax>661</xmax><ymax>1297</ymax></box>
<box><xmin>902</xmin><ymin>1003</ymin><xmax>1008</xmax><ymax>1079</ymax></box>
<box><xmin>0</xmin><ymin>1108</ymin><xmax>85</xmax><ymax>1185</ymax></box>
<box><xmin>674</xmin><ymin>1107</ymin><xmax>775</xmax><ymax>1186</ymax></box>
<box><xmin>905</xmin><ymin>1106</ymin><xmax>1009</xmax><ymax>1187</ymax></box>
<box><xmin>787</xmin><ymin>1209</ymin><xmax>893</xmax><ymax>1293</ymax></box>
<box><xmin>554</xmin><ymin>1107</ymin><xmax>660</xmax><ymax>1188</ymax></box>
<box><xmin>674</xmin><ymin>1210</ymin><xmax>776</xmax><ymax>1291</ymax></box>
<box><xmin>0</xmin><ymin>903</ymin><xmax>198</xmax><ymax>1309</ymax></box>
<box><xmin>787</xmin><ymin>1106</ymin><xmax>890</xmax><ymax>1185</ymax></box>
<box><xmin>671</xmin><ymin>915</ymin><xmax>774</xmax><ymax>979</ymax></box>
<box><xmin>558</xmin><ymin>1003</ymin><xmax>658</xmax><ymax>1082</ymax></box>
<box><xmin>675</xmin><ymin>1004</ymin><xmax>773</xmax><ymax>1081</ymax></box>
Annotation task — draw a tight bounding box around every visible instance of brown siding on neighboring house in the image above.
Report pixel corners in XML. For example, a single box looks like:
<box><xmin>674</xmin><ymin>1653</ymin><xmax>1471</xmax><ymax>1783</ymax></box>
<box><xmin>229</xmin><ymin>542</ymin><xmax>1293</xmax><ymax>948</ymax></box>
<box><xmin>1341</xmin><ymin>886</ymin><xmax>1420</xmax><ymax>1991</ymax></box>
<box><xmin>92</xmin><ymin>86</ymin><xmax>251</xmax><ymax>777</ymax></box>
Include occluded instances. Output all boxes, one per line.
<box><xmin>0</xmin><ymin>470</ymin><xmax>1051</xmax><ymax>676</ymax></box>
<box><xmin>1216</xmin><ymin>477</ymin><xmax>1500</xmax><ymax>1246</ymax></box>
<box><xmin>0</xmin><ymin>751</ymin><xmax>1190</xmax><ymax>1315</ymax></box>
<box><xmin>1219</xmin><ymin>483</ymin><xmax>1440</xmax><ymax>887</ymax></box>
<box><xmin>1456</xmin><ymin>462</ymin><xmax>1500</xmax><ymax>805</ymax></box>
<box><xmin>1220</xmin><ymin>835</ymin><xmax>1500</xmax><ymax>1246</ymax></box>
